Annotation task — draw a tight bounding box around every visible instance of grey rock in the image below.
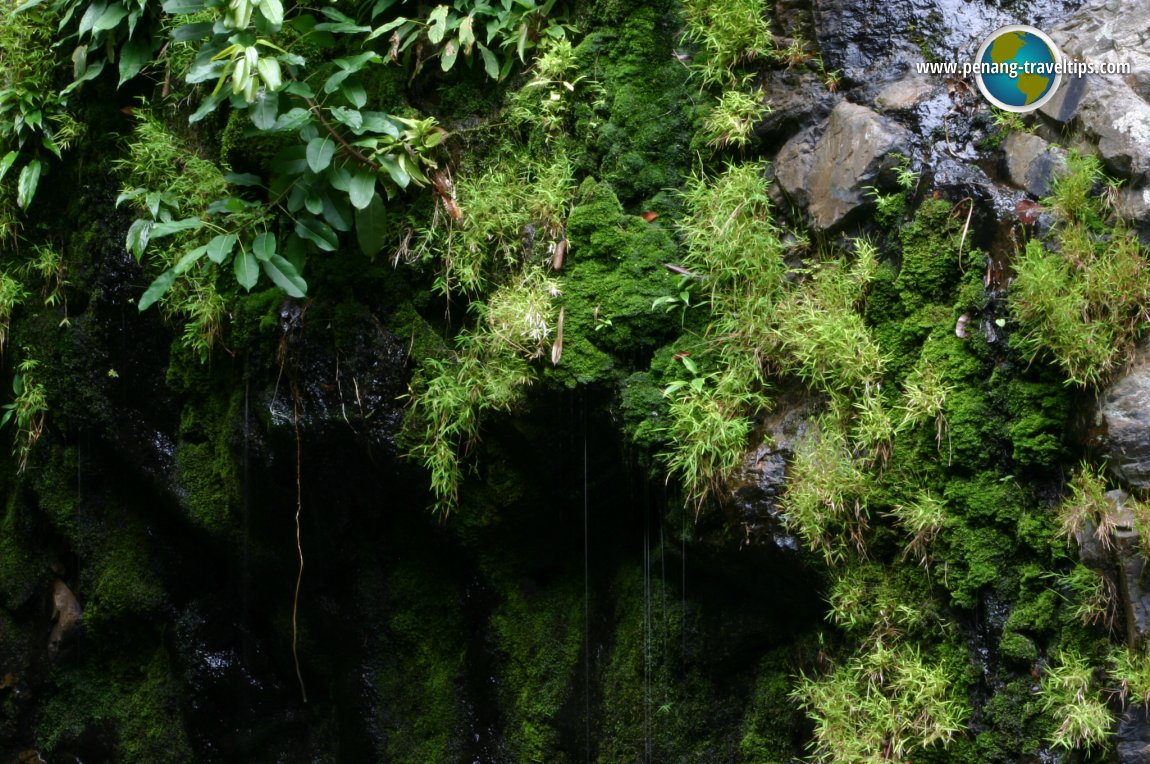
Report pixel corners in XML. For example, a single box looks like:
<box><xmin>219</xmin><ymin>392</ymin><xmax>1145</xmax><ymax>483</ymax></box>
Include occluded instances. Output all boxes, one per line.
<box><xmin>1003</xmin><ymin>131</ymin><xmax>1067</xmax><ymax>197</ymax></box>
<box><xmin>1043</xmin><ymin>2</ymin><xmax>1150</xmax><ymax>183</ymax></box>
<box><xmin>875</xmin><ymin>76</ymin><xmax>937</xmax><ymax>112</ymax></box>
<box><xmin>724</xmin><ymin>389</ymin><xmax>819</xmax><ymax>549</ymax></box>
<box><xmin>774</xmin><ymin>101</ymin><xmax>911</xmax><ymax>232</ymax></box>
<box><xmin>1117</xmin><ymin>705</ymin><xmax>1150</xmax><ymax>764</ymax></box>
<box><xmin>1095</xmin><ymin>337</ymin><xmax>1150</xmax><ymax>490</ymax></box>
<box><xmin>754</xmin><ymin>70</ymin><xmax>836</xmax><ymax>145</ymax></box>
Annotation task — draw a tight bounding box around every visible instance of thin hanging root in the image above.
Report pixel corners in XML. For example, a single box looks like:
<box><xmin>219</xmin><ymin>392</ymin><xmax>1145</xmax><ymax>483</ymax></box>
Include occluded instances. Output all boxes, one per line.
<box><xmin>955</xmin><ymin>197</ymin><xmax>975</xmax><ymax>270</ymax></box>
<box><xmin>291</xmin><ymin>393</ymin><xmax>308</xmax><ymax>704</ymax></box>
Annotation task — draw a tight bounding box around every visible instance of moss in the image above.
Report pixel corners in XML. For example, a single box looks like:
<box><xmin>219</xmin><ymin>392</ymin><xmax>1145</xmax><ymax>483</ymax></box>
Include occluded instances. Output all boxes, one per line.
<box><xmin>739</xmin><ymin>648</ymin><xmax>806</xmax><ymax>763</ymax></box>
<box><xmin>896</xmin><ymin>197</ymin><xmax>963</xmax><ymax>311</ymax></box>
<box><xmin>85</xmin><ymin>516</ymin><xmax>167</xmax><ymax>624</ymax></box>
<box><xmin>37</xmin><ymin>647</ymin><xmax>192</xmax><ymax>762</ymax></box>
<box><xmin>491</xmin><ymin>577</ymin><xmax>583</xmax><ymax>762</ymax></box>
<box><xmin>373</xmin><ymin>560</ymin><xmax>467</xmax><ymax>762</ymax></box>
<box><xmin>0</xmin><ymin>492</ymin><xmax>46</xmax><ymax>610</ymax></box>
<box><xmin>998</xmin><ymin>377</ymin><xmax>1069</xmax><ymax>469</ymax></box>
<box><xmin>547</xmin><ymin>179</ymin><xmax>679</xmax><ymax>387</ymax></box>
<box><xmin>573</xmin><ymin>8</ymin><xmax>694</xmax><ymax>205</ymax></box>
<box><xmin>999</xmin><ymin>631</ymin><xmax>1039</xmax><ymax>663</ymax></box>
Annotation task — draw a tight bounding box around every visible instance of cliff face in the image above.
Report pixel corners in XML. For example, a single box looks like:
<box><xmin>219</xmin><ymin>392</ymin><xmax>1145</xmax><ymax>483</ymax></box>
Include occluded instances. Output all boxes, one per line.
<box><xmin>2</xmin><ymin>0</ymin><xmax>1150</xmax><ymax>761</ymax></box>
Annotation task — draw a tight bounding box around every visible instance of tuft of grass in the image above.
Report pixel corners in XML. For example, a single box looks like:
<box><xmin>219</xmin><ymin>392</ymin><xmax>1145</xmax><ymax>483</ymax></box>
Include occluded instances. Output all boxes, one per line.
<box><xmin>701</xmin><ymin>88</ymin><xmax>769</xmax><ymax>151</ymax></box>
<box><xmin>681</xmin><ymin>0</ymin><xmax>774</xmax><ymax>88</ymax></box>
<box><xmin>1040</xmin><ymin>649</ymin><xmax>1114</xmax><ymax>753</ymax></box>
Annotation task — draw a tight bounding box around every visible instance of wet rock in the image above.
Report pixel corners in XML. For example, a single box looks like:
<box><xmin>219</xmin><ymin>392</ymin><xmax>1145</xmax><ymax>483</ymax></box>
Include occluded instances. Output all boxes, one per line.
<box><xmin>1042</xmin><ymin>1</ymin><xmax>1150</xmax><ymax>184</ymax></box>
<box><xmin>1003</xmin><ymin>132</ymin><xmax>1067</xmax><ymax>197</ymax></box>
<box><xmin>754</xmin><ymin>69</ymin><xmax>835</xmax><ymax>146</ymax></box>
<box><xmin>1117</xmin><ymin>704</ymin><xmax>1150</xmax><ymax>764</ymax></box>
<box><xmin>874</xmin><ymin>75</ymin><xmax>937</xmax><ymax>113</ymax></box>
<box><xmin>48</xmin><ymin>580</ymin><xmax>82</xmax><ymax>658</ymax></box>
<box><xmin>774</xmin><ymin>101</ymin><xmax>911</xmax><ymax>232</ymax></box>
<box><xmin>1094</xmin><ymin>337</ymin><xmax>1150</xmax><ymax>489</ymax></box>
<box><xmin>1117</xmin><ymin>185</ymin><xmax>1150</xmax><ymax>245</ymax></box>
<box><xmin>723</xmin><ymin>390</ymin><xmax>819</xmax><ymax>549</ymax></box>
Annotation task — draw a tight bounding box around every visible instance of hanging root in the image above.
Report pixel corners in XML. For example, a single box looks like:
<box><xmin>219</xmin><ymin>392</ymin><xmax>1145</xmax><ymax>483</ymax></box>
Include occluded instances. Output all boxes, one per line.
<box><xmin>291</xmin><ymin>390</ymin><xmax>308</xmax><ymax>704</ymax></box>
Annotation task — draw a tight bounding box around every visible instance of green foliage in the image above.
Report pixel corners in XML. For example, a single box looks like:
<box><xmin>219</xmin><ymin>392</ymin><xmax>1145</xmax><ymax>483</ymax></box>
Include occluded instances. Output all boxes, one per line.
<box><xmin>783</xmin><ymin>421</ymin><xmax>870</xmax><ymax>564</ymax></box>
<box><xmin>1010</xmin><ymin>151</ymin><xmax>1150</xmax><ymax>386</ymax></box>
<box><xmin>681</xmin><ymin>0</ymin><xmax>773</xmax><ymax>87</ymax></box>
<box><xmin>1</xmin><ymin>354</ymin><xmax>47</xmax><ymax>472</ymax></box>
<box><xmin>0</xmin><ymin>269</ymin><xmax>28</xmax><ymax>348</ymax></box>
<box><xmin>701</xmin><ymin>88</ymin><xmax>768</xmax><ymax>151</ymax></box>
<box><xmin>1055</xmin><ymin>462</ymin><xmax>1114</xmax><ymax>550</ymax></box>
<box><xmin>1039</xmin><ymin>649</ymin><xmax>1114</xmax><ymax>753</ymax></box>
<box><xmin>793</xmin><ymin>641</ymin><xmax>968</xmax><ymax>763</ymax></box>
<box><xmin>1111</xmin><ymin>645</ymin><xmax>1150</xmax><ymax>709</ymax></box>
<box><xmin>491</xmin><ymin>578</ymin><xmax>583</xmax><ymax>762</ymax></box>
<box><xmin>404</xmin><ymin>331</ymin><xmax>534</xmax><ymax>514</ymax></box>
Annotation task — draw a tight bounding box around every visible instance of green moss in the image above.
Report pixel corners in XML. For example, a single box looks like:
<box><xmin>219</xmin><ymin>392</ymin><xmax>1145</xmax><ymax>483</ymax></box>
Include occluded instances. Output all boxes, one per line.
<box><xmin>547</xmin><ymin>179</ymin><xmax>679</xmax><ymax>387</ymax></box>
<box><xmin>739</xmin><ymin>648</ymin><xmax>806</xmax><ymax>763</ymax></box>
<box><xmin>574</xmin><ymin>9</ymin><xmax>694</xmax><ymax>204</ymax></box>
<box><xmin>374</xmin><ymin>560</ymin><xmax>467</xmax><ymax>762</ymax></box>
<box><xmin>37</xmin><ymin>647</ymin><xmax>192</xmax><ymax>762</ymax></box>
<box><xmin>170</xmin><ymin>367</ymin><xmax>242</xmax><ymax>532</ymax></box>
<box><xmin>896</xmin><ymin>198</ymin><xmax>963</xmax><ymax>311</ymax></box>
<box><xmin>491</xmin><ymin>577</ymin><xmax>583</xmax><ymax>762</ymax></box>
<box><xmin>999</xmin><ymin>378</ymin><xmax>1069</xmax><ymax>469</ymax></box>
<box><xmin>85</xmin><ymin>517</ymin><xmax>167</xmax><ymax>623</ymax></box>
<box><xmin>0</xmin><ymin>492</ymin><xmax>45</xmax><ymax>609</ymax></box>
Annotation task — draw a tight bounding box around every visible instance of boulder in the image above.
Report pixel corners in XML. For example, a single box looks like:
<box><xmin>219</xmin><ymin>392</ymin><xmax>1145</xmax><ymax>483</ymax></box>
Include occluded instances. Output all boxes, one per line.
<box><xmin>773</xmin><ymin>101</ymin><xmax>911</xmax><ymax>232</ymax></box>
<box><xmin>1043</xmin><ymin>1</ymin><xmax>1150</xmax><ymax>184</ymax></box>
<box><xmin>1094</xmin><ymin>338</ymin><xmax>1150</xmax><ymax>490</ymax></box>
<box><xmin>48</xmin><ymin>580</ymin><xmax>82</xmax><ymax>658</ymax></box>
<box><xmin>1117</xmin><ymin>705</ymin><xmax>1150</xmax><ymax>764</ymax></box>
<box><xmin>874</xmin><ymin>76</ymin><xmax>937</xmax><ymax>113</ymax></box>
<box><xmin>1003</xmin><ymin>132</ymin><xmax>1067</xmax><ymax>197</ymax></box>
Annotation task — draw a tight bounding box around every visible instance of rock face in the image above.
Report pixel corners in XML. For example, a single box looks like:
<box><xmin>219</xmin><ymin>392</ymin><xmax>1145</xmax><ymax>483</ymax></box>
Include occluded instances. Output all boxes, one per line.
<box><xmin>1117</xmin><ymin>705</ymin><xmax>1150</xmax><ymax>764</ymax></box>
<box><xmin>774</xmin><ymin>101</ymin><xmax>911</xmax><ymax>232</ymax></box>
<box><xmin>1043</xmin><ymin>0</ymin><xmax>1150</xmax><ymax>236</ymax></box>
<box><xmin>1095</xmin><ymin>338</ymin><xmax>1150</xmax><ymax>490</ymax></box>
<box><xmin>48</xmin><ymin>580</ymin><xmax>82</xmax><ymax>658</ymax></box>
<box><xmin>1003</xmin><ymin>132</ymin><xmax>1067</xmax><ymax>198</ymax></box>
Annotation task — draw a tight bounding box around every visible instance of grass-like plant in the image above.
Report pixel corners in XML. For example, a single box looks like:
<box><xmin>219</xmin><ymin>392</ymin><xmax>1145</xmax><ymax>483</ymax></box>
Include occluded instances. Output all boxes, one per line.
<box><xmin>889</xmin><ymin>492</ymin><xmax>947</xmax><ymax>567</ymax></box>
<box><xmin>1</xmin><ymin>354</ymin><xmax>47</xmax><ymax>472</ymax></box>
<box><xmin>1111</xmin><ymin>646</ymin><xmax>1150</xmax><ymax>709</ymax></box>
<box><xmin>681</xmin><ymin>0</ymin><xmax>775</xmax><ymax>88</ymax></box>
<box><xmin>1040</xmin><ymin>649</ymin><xmax>1114</xmax><ymax>753</ymax></box>
<box><xmin>1010</xmin><ymin>151</ymin><xmax>1150</xmax><ymax>386</ymax></box>
<box><xmin>0</xmin><ymin>270</ymin><xmax>27</xmax><ymax>349</ymax></box>
<box><xmin>782</xmin><ymin>420</ymin><xmax>870</xmax><ymax>564</ymax></box>
<box><xmin>1055</xmin><ymin>462</ymin><xmax>1115</xmax><ymax>552</ymax></box>
<box><xmin>701</xmin><ymin>88</ymin><xmax>769</xmax><ymax>151</ymax></box>
<box><xmin>793</xmin><ymin>641</ymin><xmax>967</xmax><ymax>763</ymax></box>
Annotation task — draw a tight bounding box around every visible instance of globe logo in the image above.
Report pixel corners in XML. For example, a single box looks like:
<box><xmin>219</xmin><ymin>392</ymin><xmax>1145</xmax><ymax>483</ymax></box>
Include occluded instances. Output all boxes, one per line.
<box><xmin>973</xmin><ymin>25</ymin><xmax>1063</xmax><ymax>112</ymax></box>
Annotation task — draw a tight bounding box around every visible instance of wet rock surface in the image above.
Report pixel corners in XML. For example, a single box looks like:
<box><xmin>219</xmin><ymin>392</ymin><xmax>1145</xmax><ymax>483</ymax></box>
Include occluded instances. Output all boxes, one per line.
<box><xmin>774</xmin><ymin>101</ymin><xmax>912</xmax><ymax>231</ymax></box>
<box><xmin>1003</xmin><ymin>131</ymin><xmax>1067</xmax><ymax>197</ymax></box>
<box><xmin>1095</xmin><ymin>338</ymin><xmax>1150</xmax><ymax>490</ymax></box>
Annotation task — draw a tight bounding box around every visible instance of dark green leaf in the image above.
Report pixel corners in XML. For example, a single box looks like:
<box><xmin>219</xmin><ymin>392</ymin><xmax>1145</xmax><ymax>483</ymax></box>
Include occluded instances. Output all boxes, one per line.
<box><xmin>17</xmin><ymin>160</ymin><xmax>40</xmax><ymax>210</ymax></box>
<box><xmin>206</xmin><ymin>233</ymin><xmax>237</xmax><ymax>264</ymax></box>
<box><xmin>162</xmin><ymin>0</ymin><xmax>205</xmax><ymax>13</ymax></box>
<box><xmin>366</xmin><ymin>15</ymin><xmax>408</xmax><ymax>40</ymax></box>
<box><xmin>93</xmin><ymin>3</ymin><xmax>129</xmax><ymax>31</ymax></box>
<box><xmin>271</xmin><ymin>145</ymin><xmax>309</xmax><ymax>175</ymax></box>
<box><xmin>478</xmin><ymin>43</ymin><xmax>498</xmax><ymax>78</ymax></box>
<box><xmin>328</xmin><ymin>165</ymin><xmax>351</xmax><ymax>191</ymax></box>
<box><xmin>171</xmin><ymin>20</ymin><xmax>212</xmax><ymax>41</ymax></box>
<box><xmin>355</xmin><ymin>193</ymin><xmax>387</xmax><ymax>257</ymax></box>
<box><xmin>330</xmin><ymin>106</ymin><xmax>363</xmax><ymax>132</ymax></box>
<box><xmin>252</xmin><ymin>231</ymin><xmax>276</xmax><ymax>262</ymax></box>
<box><xmin>379</xmin><ymin>155</ymin><xmax>409</xmax><ymax>189</ymax></box>
<box><xmin>427</xmin><ymin>4</ymin><xmax>448</xmax><ymax>44</ymax></box>
<box><xmin>225</xmin><ymin>172</ymin><xmax>263</xmax><ymax>186</ymax></box>
<box><xmin>118</xmin><ymin>35</ymin><xmax>151</xmax><ymax>85</ymax></box>
<box><xmin>341</xmin><ymin>79</ymin><xmax>367</xmax><ymax>108</ymax></box>
<box><xmin>126</xmin><ymin>218</ymin><xmax>152</xmax><ymax>260</ymax></box>
<box><xmin>234</xmin><ymin>250</ymin><xmax>259</xmax><ymax>290</ymax></box>
<box><xmin>0</xmin><ymin>151</ymin><xmax>18</xmax><ymax>183</ymax></box>
<box><xmin>322</xmin><ymin>193</ymin><xmax>353</xmax><ymax>232</ymax></box>
<box><xmin>295</xmin><ymin>217</ymin><xmax>338</xmax><ymax>251</ymax></box>
<box><xmin>272</xmin><ymin>107</ymin><xmax>310</xmax><ymax>131</ymax></box>
<box><xmin>249</xmin><ymin>90</ymin><xmax>279</xmax><ymax>129</ymax></box>
<box><xmin>348</xmin><ymin>171</ymin><xmax>376</xmax><ymax>210</ymax></box>
<box><xmin>138</xmin><ymin>269</ymin><xmax>178</xmax><ymax>310</ymax></box>
<box><xmin>150</xmin><ymin>217</ymin><xmax>204</xmax><ymax>238</ymax></box>
<box><xmin>306</xmin><ymin>136</ymin><xmax>336</xmax><ymax>173</ymax></box>
<box><xmin>370</xmin><ymin>0</ymin><xmax>397</xmax><ymax>17</ymax></box>
<box><xmin>261</xmin><ymin>253</ymin><xmax>307</xmax><ymax>297</ymax></box>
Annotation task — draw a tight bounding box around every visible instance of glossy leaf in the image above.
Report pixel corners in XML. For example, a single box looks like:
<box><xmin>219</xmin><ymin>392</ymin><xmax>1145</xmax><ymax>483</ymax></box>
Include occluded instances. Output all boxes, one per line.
<box><xmin>295</xmin><ymin>217</ymin><xmax>338</xmax><ymax>251</ymax></box>
<box><xmin>261</xmin><ymin>253</ymin><xmax>307</xmax><ymax>297</ymax></box>
<box><xmin>478</xmin><ymin>43</ymin><xmax>498</xmax><ymax>79</ymax></box>
<box><xmin>206</xmin><ymin>233</ymin><xmax>238</xmax><ymax>264</ymax></box>
<box><xmin>306</xmin><ymin>136</ymin><xmax>336</xmax><ymax>173</ymax></box>
<box><xmin>16</xmin><ymin>160</ymin><xmax>40</xmax><ymax>210</ymax></box>
<box><xmin>427</xmin><ymin>5</ymin><xmax>449</xmax><ymax>43</ymax></box>
<box><xmin>0</xmin><ymin>152</ymin><xmax>17</xmax><ymax>184</ymax></box>
<box><xmin>441</xmin><ymin>37</ymin><xmax>459</xmax><ymax>71</ymax></box>
<box><xmin>234</xmin><ymin>249</ymin><xmax>259</xmax><ymax>290</ymax></box>
<box><xmin>249</xmin><ymin>90</ymin><xmax>279</xmax><ymax>129</ymax></box>
<box><xmin>348</xmin><ymin>171</ymin><xmax>376</xmax><ymax>210</ymax></box>
<box><xmin>379</xmin><ymin>155</ymin><xmax>409</xmax><ymax>189</ymax></box>
<box><xmin>126</xmin><ymin>218</ymin><xmax>152</xmax><ymax>260</ymax></box>
<box><xmin>150</xmin><ymin>217</ymin><xmax>204</xmax><ymax>238</ymax></box>
<box><xmin>138</xmin><ymin>269</ymin><xmax>179</xmax><ymax>310</ymax></box>
<box><xmin>252</xmin><ymin>231</ymin><xmax>276</xmax><ymax>261</ymax></box>
<box><xmin>118</xmin><ymin>35</ymin><xmax>150</xmax><ymax>85</ymax></box>
<box><xmin>355</xmin><ymin>193</ymin><xmax>387</xmax><ymax>257</ymax></box>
